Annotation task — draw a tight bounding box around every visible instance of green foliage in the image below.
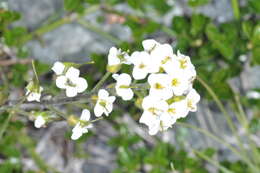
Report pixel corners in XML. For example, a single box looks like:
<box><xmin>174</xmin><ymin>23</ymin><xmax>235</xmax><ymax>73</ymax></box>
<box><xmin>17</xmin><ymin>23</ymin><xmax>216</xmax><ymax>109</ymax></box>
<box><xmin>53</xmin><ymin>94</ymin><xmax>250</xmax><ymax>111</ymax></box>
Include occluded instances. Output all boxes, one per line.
<box><xmin>4</xmin><ymin>27</ymin><xmax>27</xmax><ymax>46</ymax></box>
<box><xmin>0</xmin><ymin>9</ymin><xmax>21</xmax><ymax>31</ymax></box>
<box><xmin>188</xmin><ymin>0</ymin><xmax>210</xmax><ymax>7</ymax></box>
<box><xmin>64</xmin><ymin>0</ymin><xmax>85</xmax><ymax>13</ymax></box>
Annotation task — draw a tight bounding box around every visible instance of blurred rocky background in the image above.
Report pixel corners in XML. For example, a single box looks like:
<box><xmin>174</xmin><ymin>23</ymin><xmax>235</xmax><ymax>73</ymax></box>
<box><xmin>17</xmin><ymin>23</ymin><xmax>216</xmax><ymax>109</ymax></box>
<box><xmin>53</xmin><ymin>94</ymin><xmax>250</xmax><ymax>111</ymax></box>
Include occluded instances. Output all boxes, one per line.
<box><xmin>1</xmin><ymin>0</ymin><xmax>260</xmax><ymax>172</ymax></box>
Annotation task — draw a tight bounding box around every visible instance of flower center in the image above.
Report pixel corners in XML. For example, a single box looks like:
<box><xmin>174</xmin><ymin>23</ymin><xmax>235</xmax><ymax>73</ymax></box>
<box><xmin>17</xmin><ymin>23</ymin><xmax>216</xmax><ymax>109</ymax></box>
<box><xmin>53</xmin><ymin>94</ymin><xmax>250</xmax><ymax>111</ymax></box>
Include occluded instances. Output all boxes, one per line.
<box><xmin>139</xmin><ymin>63</ymin><xmax>146</xmax><ymax>69</ymax></box>
<box><xmin>168</xmin><ymin>108</ymin><xmax>176</xmax><ymax>115</ymax></box>
<box><xmin>119</xmin><ymin>85</ymin><xmax>129</xmax><ymax>89</ymax></box>
<box><xmin>171</xmin><ymin>78</ymin><xmax>180</xmax><ymax>87</ymax></box>
<box><xmin>66</xmin><ymin>79</ymin><xmax>76</xmax><ymax>87</ymax></box>
<box><xmin>148</xmin><ymin>107</ymin><xmax>162</xmax><ymax>116</ymax></box>
<box><xmin>161</xmin><ymin>56</ymin><xmax>171</xmax><ymax>64</ymax></box>
<box><xmin>99</xmin><ymin>100</ymin><xmax>107</xmax><ymax>107</ymax></box>
<box><xmin>154</xmin><ymin>83</ymin><xmax>164</xmax><ymax>89</ymax></box>
<box><xmin>187</xmin><ymin>99</ymin><xmax>194</xmax><ymax>109</ymax></box>
<box><xmin>179</xmin><ymin>59</ymin><xmax>187</xmax><ymax>69</ymax></box>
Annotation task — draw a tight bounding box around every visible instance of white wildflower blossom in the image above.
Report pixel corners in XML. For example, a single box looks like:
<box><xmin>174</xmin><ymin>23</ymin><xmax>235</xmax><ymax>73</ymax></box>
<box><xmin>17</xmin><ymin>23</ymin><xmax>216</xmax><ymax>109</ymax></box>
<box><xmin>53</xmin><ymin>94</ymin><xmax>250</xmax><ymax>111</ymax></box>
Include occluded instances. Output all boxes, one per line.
<box><xmin>71</xmin><ymin>109</ymin><xmax>93</xmax><ymax>140</ymax></box>
<box><xmin>246</xmin><ymin>91</ymin><xmax>260</xmax><ymax>99</ymax></box>
<box><xmin>113</xmin><ymin>73</ymin><xmax>134</xmax><ymax>101</ymax></box>
<box><xmin>94</xmin><ymin>89</ymin><xmax>116</xmax><ymax>117</ymax></box>
<box><xmin>167</xmin><ymin>70</ymin><xmax>191</xmax><ymax>96</ymax></box>
<box><xmin>34</xmin><ymin>115</ymin><xmax>46</xmax><ymax>128</ymax></box>
<box><xmin>186</xmin><ymin>89</ymin><xmax>200</xmax><ymax>112</ymax></box>
<box><xmin>51</xmin><ymin>61</ymin><xmax>65</xmax><ymax>75</ymax></box>
<box><xmin>147</xmin><ymin>73</ymin><xmax>173</xmax><ymax>100</ymax></box>
<box><xmin>108</xmin><ymin>47</ymin><xmax>130</xmax><ymax>66</ymax></box>
<box><xmin>26</xmin><ymin>86</ymin><xmax>43</xmax><ymax>102</ymax></box>
<box><xmin>139</xmin><ymin>96</ymin><xmax>171</xmax><ymax>135</ymax></box>
<box><xmin>150</xmin><ymin>43</ymin><xmax>175</xmax><ymax>71</ymax></box>
<box><xmin>130</xmin><ymin>51</ymin><xmax>156</xmax><ymax>80</ymax></box>
<box><xmin>167</xmin><ymin>99</ymin><xmax>189</xmax><ymax>119</ymax></box>
<box><xmin>55</xmin><ymin>67</ymin><xmax>88</xmax><ymax>97</ymax></box>
<box><xmin>175</xmin><ymin>51</ymin><xmax>196</xmax><ymax>79</ymax></box>
<box><xmin>142</xmin><ymin>39</ymin><xmax>160</xmax><ymax>53</ymax></box>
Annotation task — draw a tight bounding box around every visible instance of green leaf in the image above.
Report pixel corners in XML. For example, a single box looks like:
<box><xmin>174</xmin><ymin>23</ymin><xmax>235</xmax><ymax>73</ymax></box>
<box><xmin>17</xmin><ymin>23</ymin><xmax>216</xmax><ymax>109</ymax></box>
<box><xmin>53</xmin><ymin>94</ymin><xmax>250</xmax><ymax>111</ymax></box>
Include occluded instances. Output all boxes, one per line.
<box><xmin>188</xmin><ymin>0</ymin><xmax>209</xmax><ymax>7</ymax></box>
<box><xmin>242</xmin><ymin>21</ymin><xmax>254</xmax><ymax>38</ymax></box>
<box><xmin>3</xmin><ymin>27</ymin><xmax>27</xmax><ymax>46</ymax></box>
<box><xmin>205</xmin><ymin>23</ymin><xmax>234</xmax><ymax>60</ymax></box>
<box><xmin>172</xmin><ymin>16</ymin><xmax>189</xmax><ymax>35</ymax></box>
<box><xmin>64</xmin><ymin>0</ymin><xmax>85</xmax><ymax>13</ymax></box>
<box><xmin>191</xmin><ymin>13</ymin><xmax>209</xmax><ymax>37</ymax></box>
<box><xmin>248</xmin><ymin>0</ymin><xmax>260</xmax><ymax>13</ymax></box>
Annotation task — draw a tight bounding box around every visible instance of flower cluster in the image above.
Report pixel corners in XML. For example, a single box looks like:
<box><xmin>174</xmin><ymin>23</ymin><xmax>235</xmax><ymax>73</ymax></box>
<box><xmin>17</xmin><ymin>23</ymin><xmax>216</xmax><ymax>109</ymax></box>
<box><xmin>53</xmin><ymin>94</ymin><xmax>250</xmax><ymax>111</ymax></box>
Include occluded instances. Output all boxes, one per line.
<box><xmin>25</xmin><ymin>39</ymin><xmax>200</xmax><ymax>140</ymax></box>
<box><xmin>136</xmin><ymin>40</ymin><xmax>200</xmax><ymax>135</ymax></box>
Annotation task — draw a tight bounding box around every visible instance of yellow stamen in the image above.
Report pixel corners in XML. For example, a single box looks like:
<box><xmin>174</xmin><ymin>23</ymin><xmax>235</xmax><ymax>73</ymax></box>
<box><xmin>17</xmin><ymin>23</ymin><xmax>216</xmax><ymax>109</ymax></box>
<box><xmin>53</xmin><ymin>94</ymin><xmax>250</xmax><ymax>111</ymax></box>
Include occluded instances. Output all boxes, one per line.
<box><xmin>171</xmin><ymin>78</ymin><xmax>179</xmax><ymax>87</ymax></box>
<box><xmin>179</xmin><ymin>59</ymin><xmax>188</xmax><ymax>69</ymax></box>
<box><xmin>139</xmin><ymin>63</ymin><xmax>146</xmax><ymax>69</ymax></box>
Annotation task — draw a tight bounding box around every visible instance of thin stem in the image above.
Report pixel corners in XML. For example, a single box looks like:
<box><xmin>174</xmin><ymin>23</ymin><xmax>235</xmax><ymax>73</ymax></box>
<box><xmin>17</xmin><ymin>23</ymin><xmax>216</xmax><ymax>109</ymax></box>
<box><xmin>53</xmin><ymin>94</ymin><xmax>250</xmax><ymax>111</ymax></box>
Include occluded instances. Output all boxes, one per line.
<box><xmin>233</xmin><ymin>93</ymin><xmax>260</xmax><ymax>165</ymax></box>
<box><xmin>90</xmin><ymin>116</ymin><xmax>103</xmax><ymax>123</ymax></box>
<box><xmin>31</xmin><ymin>60</ymin><xmax>39</xmax><ymax>84</ymax></box>
<box><xmin>91</xmin><ymin>71</ymin><xmax>111</xmax><ymax>92</ymax></box>
<box><xmin>231</xmin><ymin>0</ymin><xmax>240</xmax><ymax>20</ymax></box>
<box><xmin>196</xmin><ymin>76</ymin><xmax>248</xmax><ymax>154</ymax></box>
<box><xmin>47</xmin><ymin>106</ymin><xmax>67</xmax><ymax>120</ymax></box>
<box><xmin>175</xmin><ymin>122</ymin><xmax>259</xmax><ymax>172</ymax></box>
<box><xmin>78</xmin><ymin>19</ymin><xmax>121</xmax><ymax>45</ymax></box>
<box><xmin>0</xmin><ymin>113</ymin><xmax>12</xmax><ymax>141</ymax></box>
<box><xmin>193</xmin><ymin>149</ymin><xmax>234</xmax><ymax>173</ymax></box>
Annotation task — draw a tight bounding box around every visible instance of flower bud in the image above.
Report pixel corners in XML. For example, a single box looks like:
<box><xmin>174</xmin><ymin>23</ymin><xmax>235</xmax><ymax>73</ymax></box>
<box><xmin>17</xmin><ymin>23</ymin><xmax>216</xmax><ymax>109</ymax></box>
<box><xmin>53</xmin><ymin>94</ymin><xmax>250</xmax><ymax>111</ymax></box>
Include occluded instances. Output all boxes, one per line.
<box><xmin>106</xmin><ymin>64</ymin><xmax>121</xmax><ymax>73</ymax></box>
<box><xmin>67</xmin><ymin>115</ymin><xmax>78</xmax><ymax>126</ymax></box>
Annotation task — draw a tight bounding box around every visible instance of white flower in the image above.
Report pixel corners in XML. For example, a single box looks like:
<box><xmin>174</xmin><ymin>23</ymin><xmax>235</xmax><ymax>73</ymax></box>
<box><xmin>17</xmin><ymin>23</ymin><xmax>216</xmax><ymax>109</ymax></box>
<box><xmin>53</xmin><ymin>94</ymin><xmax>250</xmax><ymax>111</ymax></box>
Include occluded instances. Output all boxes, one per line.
<box><xmin>71</xmin><ymin>109</ymin><xmax>93</xmax><ymax>140</ymax></box>
<box><xmin>139</xmin><ymin>96</ymin><xmax>171</xmax><ymax>135</ymax></box>
<box><xmin>167</xmin><ymin>99</ymin><xmax>189</xmax><ymax>120</ymax></box>
<box><xmin>94</xmin><ymin>89</ymin><xmax>116</xmax><ymax>117</ymax></box>
<box><xmin>246</xmin><ymin>91</ymin><xmax>260</xmax><ymax>99</ymax></box>
<box><xmin>186</xmin><ymin>89</ymin><xmax>200</xmax><ymax>112</ymax></box>
<box><xmin>147</xmin><ymin>73</ymin><xmax>173</xmax><ymax>100</ymax></box>
<box><xmin>171</xmin><ymin>51</ymin><xmax>196</xmax><ymax>80</ymax></box>
<box><xmin>167</xmin><ymin>70</ymin><xmax>191</xmax><ymax>96</ymax></box>
<box><xmin>108</xmin><ymin>47</ymin><xmax>130</xmax><ymax>66</ymax></box>
<box><xmin>142</xmin><ymin>39</ymin><xmax>160</xmax><ymax>52</ymax></box>
<box><xmin>26</xmin><ymin>86</ymin><xmax>43</xmax><ymax>102</ymax></box>
<box><xmin>130</xmin><ymin>51</ymin><xmax>156</xmax><ymax>80</ymax></box>
<box><xmin>113</xmin><ymin>73</ymin><xmax>134</xmax><ymax>101</ymax></box>
<box><xmin>34</xmin><ymin>115</ymin><xmax>46</xmax><ymax>128</ymax></box>
<box><xmin>150</xmin><ymin>43</ymin><xmax>175</xmax><ymax>71</ymax></box>
<box><xmin>52</xmin><ymin>61</ymin><xmax>65</xmax><ymax>75</ymax></box>
<box><xmin>55</xmin><ymin>67</ymin><xmax>88</xmax><ymax>97</ymax></box>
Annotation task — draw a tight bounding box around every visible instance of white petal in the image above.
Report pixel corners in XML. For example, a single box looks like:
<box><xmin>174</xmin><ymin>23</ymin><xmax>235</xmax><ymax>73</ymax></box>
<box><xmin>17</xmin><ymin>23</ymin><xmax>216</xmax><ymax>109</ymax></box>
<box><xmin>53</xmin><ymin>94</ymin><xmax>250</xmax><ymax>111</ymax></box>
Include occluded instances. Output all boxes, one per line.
<box><xmin>34</xmin><ymin>116</ymin><xmax>45</xmax><ymax>128</ymax></box>
<box><xmin>139</xmin><ymin>111</ymin><xmax>156</xmax><ymax>126</ymax></box>
<box><xmin>80</xmin><ymin>109</ymin><xmax>91</xmax><ymax>121</ymax></box>
<box><xmin>117</xmin><ymin>73</ymin><xmax>132</xmax><ymax>85</ymax></box>
<box><xmin>142</xmin><ymin>39</ymin><xmax>159</xmax><ymax>52</ymax></box>
<box><xmin>56</xmin><ymin>76</ymin><xmax>67</xmax><ymax>89</ymax></box>
<box><xmin>75</xmin><ymin>77</ymin><xmax>88</xmax><ymax>93</ymax></box>
<box><xmin>66</xmin><ymin>86</ymin><xmax>78</xmax><ymax>97</ymax></box>
<box><xmin>118</xmin><ymin>88</ymin><xmax>134</xmax><ymax>101</ymax></box>
<box><xmin>108</xmin><ymin>47</ymin><xmax>120</xmax><ymax>65</ymax></box>
<box><xmin>94</xmin><ymin>103</ymin><xmax>104</xmax><ymax>117</ymax></box>
<box><xmin>108</xmin><ymin>96</ymin><xmax>116</xmax><ymax>103</ymax></box>
<box><xmin>66</xmin><ymin>67</ymin><xmax>80</xmax><ymax>79</ymax></box>
<box><xmin>148</xmin><ymin>123</ymin><xmax>160</xmax><ymax>135</ymax></box>
<box><xmin>52</xmin><ymin>61</ymin><xmax>65</xmax><ymax>75</ymax></box>
<box><xmin>98</xmin><ymin>89</ymin><xmax>109</xmax><ymax>99</ymax></box>
<box><xmin>71</xmin><ymin>124</ymin><xmax>83</xmax><ymax>140</ymax></box>
<box><xmin>132</xmin><ymin>66</ymin><xmax>148</xmax><ymax>80</ymax></box>
<box><xmin>104</xmin><ymin>103</ymin><xmax>113</xmax><ymax>115</ymax></box>
<box><xmin>112</xmin><ymin>74</ymin><xmax>119</xmax><ymax>80</ymax></box>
